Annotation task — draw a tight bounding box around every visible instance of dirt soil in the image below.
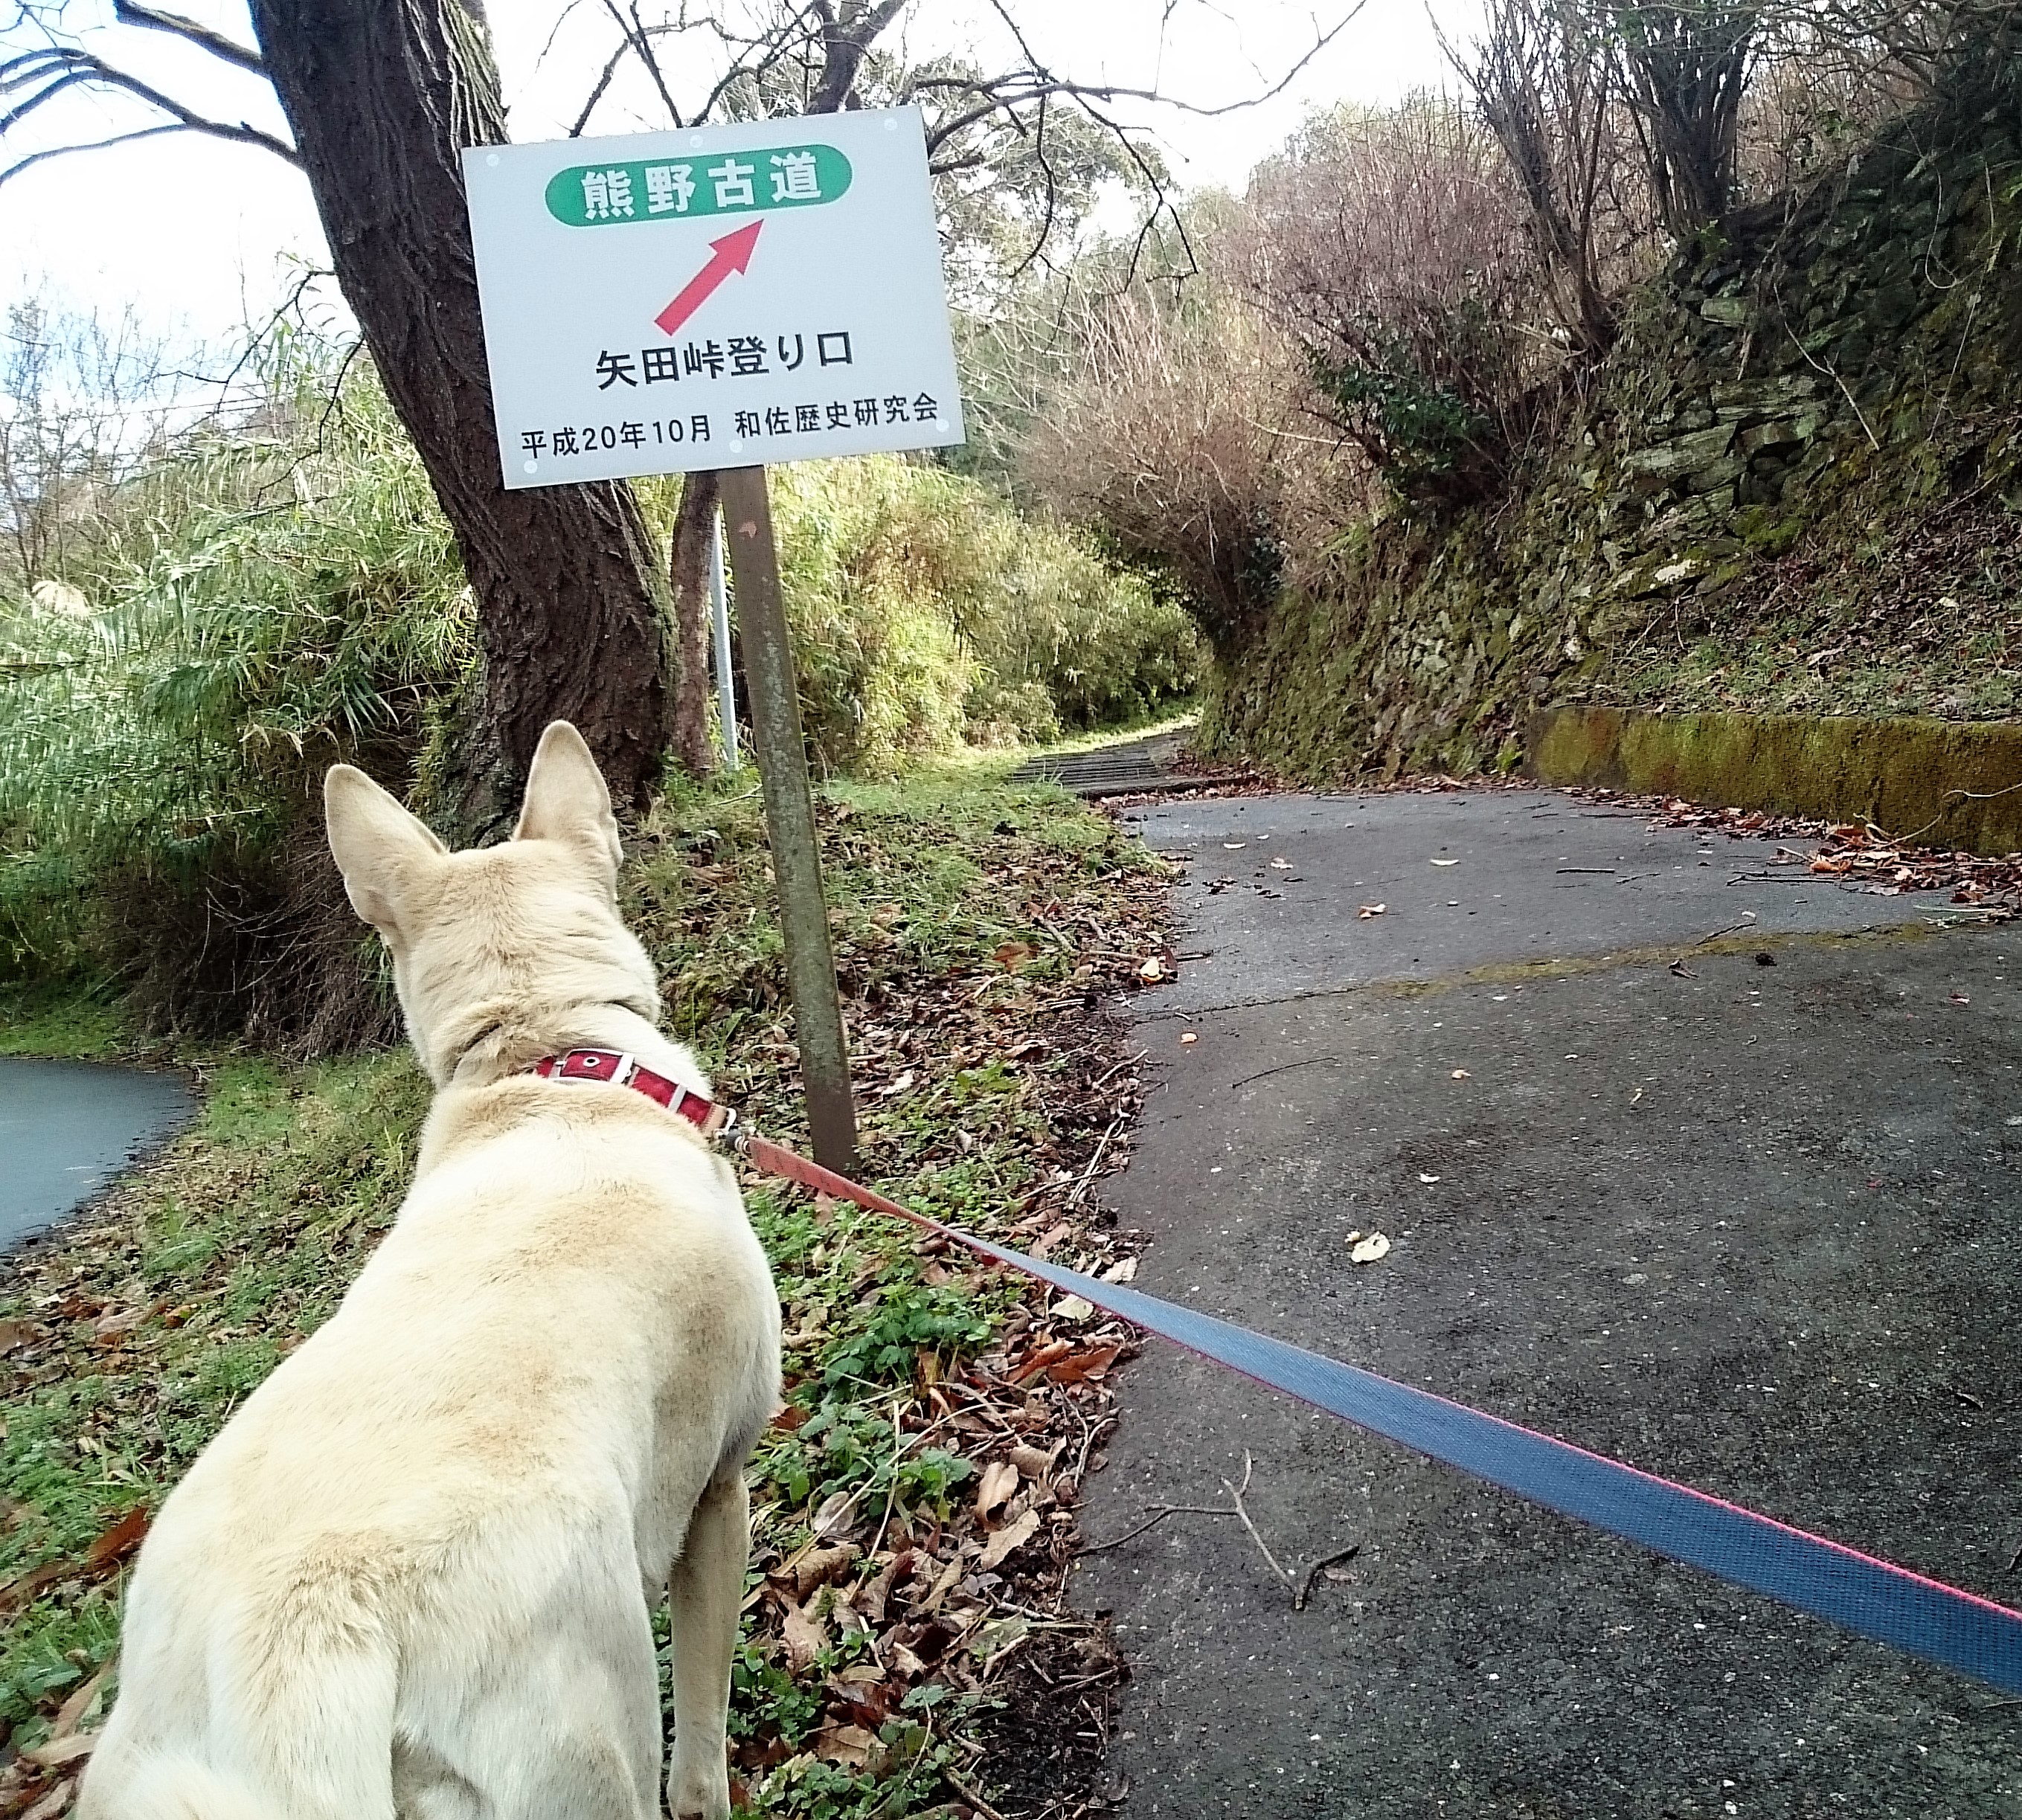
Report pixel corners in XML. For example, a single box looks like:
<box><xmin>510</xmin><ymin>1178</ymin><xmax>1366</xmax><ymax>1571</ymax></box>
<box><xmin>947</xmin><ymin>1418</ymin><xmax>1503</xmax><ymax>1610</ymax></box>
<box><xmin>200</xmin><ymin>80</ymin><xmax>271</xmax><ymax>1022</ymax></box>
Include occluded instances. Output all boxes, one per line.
<box><xmin>1073</xmin><ymin>784</ymin><xmax>2022</xmax><ymax>1819</ymax></box>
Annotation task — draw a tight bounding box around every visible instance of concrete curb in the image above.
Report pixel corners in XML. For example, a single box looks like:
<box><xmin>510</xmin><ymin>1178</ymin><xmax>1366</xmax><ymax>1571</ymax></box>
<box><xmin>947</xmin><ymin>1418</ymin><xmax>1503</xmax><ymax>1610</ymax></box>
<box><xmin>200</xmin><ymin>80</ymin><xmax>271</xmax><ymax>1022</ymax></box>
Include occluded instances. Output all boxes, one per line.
<box><xmin>1527</xmin><ymin>705</ymin><xmax>2022</xmax><ymax>855</ymax></box>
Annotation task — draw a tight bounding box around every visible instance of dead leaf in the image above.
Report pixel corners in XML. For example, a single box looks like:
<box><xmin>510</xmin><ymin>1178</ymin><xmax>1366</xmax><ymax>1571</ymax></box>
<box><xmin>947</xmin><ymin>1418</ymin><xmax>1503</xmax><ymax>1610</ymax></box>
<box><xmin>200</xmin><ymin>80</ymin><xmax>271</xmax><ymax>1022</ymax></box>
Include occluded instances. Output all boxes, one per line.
<box><xmin>1350</xmin><ymin>1232</ymin><xmax>1392</xmax><ymax>1265</ymax></box>
<box><xmin>855</xmin><ymin>1550</ymin><xmax>911</xmax><ymax>1624</ymax></box>
<box><xmin>812</xmin><ymin>1722</ymin><xmax>877</xmax><ymax>1769</ymax></box>
<box><xmin>878</xmin><ymin>1070</ymin><xmax>915</xmax><ymax>1099</ymax></box>
<box><xmin>0</xmin><ymin>1319</ymin><xmax>34</xmax><ymax>1353</ymax></box>
<box><xmin>21</xmin><ymin>1778</ymin><xmax>74</xmax><ymax>1820</ymax></box>
<box><xmin>1007</xmin><ymin>1443</ymin><xmax>1057</xmax><ymax>1478</ymax></box>
<box><xmin>792</xmin><ymin>1544</ymin><xmax>861</xmax><ymax>1598</ymax></box>
<box><xmin>976</xmin><ymin>1460</ymin><xmax>1020</xmax><ymax>1520</ymax></box>
<box><xmin>1014</xmin><ymin>1339</ymin><xmax>1073</xmax><ymax>1383</ymax></box>
<box><xmin>1049</xmin><ymin>1342</ymin><xmax>1122</xmax><ymax>1385</ymax></box>
<box><xmin>1358</xmin><ymin>903</ymin><xmax>1387</xmax><ymax>919</ymax></box>
<box><xmin>49</xmin><ymin>1665</ymin><xmax>107</xmax><ymax>1740</ymax></box>
<box><xmin>1050</xmin><ymin>1293</ymin><xmax>1095</xmax><ymax>1322</ymax></box>
<box><xmin>1136</xmin><ymin>956</ymin><xmax>1165</xmax><ymax>983</ymax></box>
<box><xmin>992</xmin><ymin>940</ymin><xmax>1036</xmax><ymax>970</ymax></box>
<box><xmin>1178</xmin><ymin>1032</ymin><xmax>1198</xmax><ymax>1045</ymax></box>
<box><xmin>977</xmin><ymin>1508</ymin><xmax>1042</xmax><ymax>1572</ymax></box>
<box><xmin>919</xmin><ymin>1552</ymin><xmax>964</xmax><ymax>1613</ymax></box>
<box><xmin>23</xmin><ymin>1729</ymin><xmax>97</xmax><ymax>1769</ymax></box>
<box><xmin>810</xmin><ymin>1491</ymin><xmax>858</xmax><ymax>1541</ymax></box>
<box><xmin>781</xmin><ymin>1598</ymin><xmax>829</xmax><ymax>1673</ymax></box>
<box><xmin>1098</xmin><ymin>1256</ymin><xmax>1137</xmax><ymax>1284</ymax></box>
<box><xmin>1451</xmin><ymin>1069</ymin><xmax>1471</xmax><ymax>1079</ymax></box>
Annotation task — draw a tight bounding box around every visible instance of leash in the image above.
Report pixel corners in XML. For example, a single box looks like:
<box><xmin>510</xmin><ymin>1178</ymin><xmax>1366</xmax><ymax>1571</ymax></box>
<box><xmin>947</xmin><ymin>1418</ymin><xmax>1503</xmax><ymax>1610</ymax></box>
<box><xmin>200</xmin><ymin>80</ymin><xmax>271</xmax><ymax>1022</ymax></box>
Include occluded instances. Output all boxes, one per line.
<box><xmin>533</xmin><ymin>1049</ymin><xmax>2022</xmax><ymax>1696</ymax></box>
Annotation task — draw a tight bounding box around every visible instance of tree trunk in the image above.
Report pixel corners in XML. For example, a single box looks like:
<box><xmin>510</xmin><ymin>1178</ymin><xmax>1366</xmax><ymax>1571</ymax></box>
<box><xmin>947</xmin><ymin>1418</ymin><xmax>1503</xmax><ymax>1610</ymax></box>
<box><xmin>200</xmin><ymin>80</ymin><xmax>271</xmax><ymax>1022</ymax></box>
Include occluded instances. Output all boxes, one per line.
<box><xmin>246</xmin><ymin>0</ymin><xmax>673</xmax><ymax>828</ymax></box>
<box><xmin>667</xmin><ymin>470</ymin><xmax>721</xmax><ymax>779</ymax></box>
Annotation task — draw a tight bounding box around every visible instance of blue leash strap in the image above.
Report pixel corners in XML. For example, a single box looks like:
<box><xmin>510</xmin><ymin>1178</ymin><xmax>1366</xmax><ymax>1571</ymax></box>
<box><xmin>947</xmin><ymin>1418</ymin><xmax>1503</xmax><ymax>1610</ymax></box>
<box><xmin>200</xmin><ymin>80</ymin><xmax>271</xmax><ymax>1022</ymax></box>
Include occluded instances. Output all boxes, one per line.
<box><xmin>736</xmin><ymin>1134</ymin><xmax>2022</xmax><ymax>1697</ymax></box>
<box><xmin>972</xmin><ymin>1236</ymin><xmax>2022</xmax><ymax>1697</ymax></box>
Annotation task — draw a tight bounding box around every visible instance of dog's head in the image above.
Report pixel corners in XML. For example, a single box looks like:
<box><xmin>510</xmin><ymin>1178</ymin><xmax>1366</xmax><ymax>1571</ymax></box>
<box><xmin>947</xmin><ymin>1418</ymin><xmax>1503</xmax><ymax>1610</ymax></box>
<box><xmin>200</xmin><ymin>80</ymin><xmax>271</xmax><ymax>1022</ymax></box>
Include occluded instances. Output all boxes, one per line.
<box><xmin>324</xmin><ymin>721</ymin><xmax>659</xmax><ymax>1085</ymax></box>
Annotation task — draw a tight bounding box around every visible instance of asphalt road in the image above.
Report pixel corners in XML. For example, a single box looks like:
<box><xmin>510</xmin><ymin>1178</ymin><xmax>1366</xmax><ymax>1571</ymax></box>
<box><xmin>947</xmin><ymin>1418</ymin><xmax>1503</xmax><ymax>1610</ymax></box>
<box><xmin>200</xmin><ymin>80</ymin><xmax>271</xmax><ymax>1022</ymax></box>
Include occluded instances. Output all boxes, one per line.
<box><xmin>1075</xmin><ymin>786</ymin><xmax>2022</xmax><ymax>1820</ymax></box>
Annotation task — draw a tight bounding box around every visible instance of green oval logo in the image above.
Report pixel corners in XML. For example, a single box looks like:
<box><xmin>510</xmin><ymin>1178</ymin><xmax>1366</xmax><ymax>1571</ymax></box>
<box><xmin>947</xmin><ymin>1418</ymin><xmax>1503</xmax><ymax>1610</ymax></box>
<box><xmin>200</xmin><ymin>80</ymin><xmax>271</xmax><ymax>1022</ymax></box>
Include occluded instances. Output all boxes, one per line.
<box><xmin>545</xmin><ymin>144</ymin><xmax>852</xmax><ymax>227</ymax></box>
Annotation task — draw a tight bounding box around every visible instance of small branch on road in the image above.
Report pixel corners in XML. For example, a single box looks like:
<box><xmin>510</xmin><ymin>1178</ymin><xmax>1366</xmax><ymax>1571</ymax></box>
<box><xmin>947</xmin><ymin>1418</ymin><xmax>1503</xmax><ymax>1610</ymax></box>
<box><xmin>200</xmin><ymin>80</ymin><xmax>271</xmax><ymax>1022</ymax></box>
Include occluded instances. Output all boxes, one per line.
<box><xmin>1296</xmin><ymin>1543</ymin><xmax>1362</xmax><ymax>1611</ymax></box>
<box><xmin>1077</xmin><ymin>1501</ymin><xmax>1236</xmax><ymax>1556</ymax></box>
<box><xmin>1229</xmin><ymin>1056</ymin><xmax>1347</xmax><ymax>1091</ymax></box>
<box><xmin>1222</xmin><ymin>1451</ymin><xmax>1298</xmax><ymax>1597</ymax></box>
<box><xmin>1081</xmin><ymin>1454</ymin><xmax>1359</xmax><ymax>1610</ymax></box>
<box><xmin>1693</xmin><ymin>912</ymin><xmax>1759</xmax><ymax>945</ymax></box>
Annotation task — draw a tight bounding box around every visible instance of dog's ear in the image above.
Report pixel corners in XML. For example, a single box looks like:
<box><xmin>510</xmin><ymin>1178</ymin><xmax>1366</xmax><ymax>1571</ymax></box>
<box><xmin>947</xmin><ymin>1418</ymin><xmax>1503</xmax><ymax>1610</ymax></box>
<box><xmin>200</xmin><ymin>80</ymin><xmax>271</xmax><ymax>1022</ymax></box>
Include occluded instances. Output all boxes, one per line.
<box><xmin>324</xmin><ymin>765</ymin><xmax>446</xmax><ymax>937</ymax></box>
<box><xmin>513</xmin><ymin>721</ymin><xmax>623</xmax><ymax>882</ymax></box>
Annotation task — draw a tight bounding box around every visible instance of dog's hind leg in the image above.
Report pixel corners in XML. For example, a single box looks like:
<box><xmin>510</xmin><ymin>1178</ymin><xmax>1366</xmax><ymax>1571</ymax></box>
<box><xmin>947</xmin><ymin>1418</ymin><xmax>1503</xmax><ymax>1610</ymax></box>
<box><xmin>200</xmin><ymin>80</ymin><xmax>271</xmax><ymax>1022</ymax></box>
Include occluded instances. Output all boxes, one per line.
<box><xmin>665</xmin><ymin>1468</ymin><xmax>749</xmax><ymax>1820</ymax></box>
<box><xmin>452</xmin><ymin>1560</ymin><xmax>664</xmax><ymax>1820</ymax></box>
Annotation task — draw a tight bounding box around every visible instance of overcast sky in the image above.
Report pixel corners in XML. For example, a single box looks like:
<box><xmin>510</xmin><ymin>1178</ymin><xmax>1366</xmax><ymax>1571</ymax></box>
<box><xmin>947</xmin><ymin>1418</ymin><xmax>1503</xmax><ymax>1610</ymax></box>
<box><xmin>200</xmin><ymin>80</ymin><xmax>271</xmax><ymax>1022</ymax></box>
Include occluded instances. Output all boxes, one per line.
<box><xmin>1</xmin><ymin>0</ymin><xmax>1477</xmax><ymax>356</ymax></box>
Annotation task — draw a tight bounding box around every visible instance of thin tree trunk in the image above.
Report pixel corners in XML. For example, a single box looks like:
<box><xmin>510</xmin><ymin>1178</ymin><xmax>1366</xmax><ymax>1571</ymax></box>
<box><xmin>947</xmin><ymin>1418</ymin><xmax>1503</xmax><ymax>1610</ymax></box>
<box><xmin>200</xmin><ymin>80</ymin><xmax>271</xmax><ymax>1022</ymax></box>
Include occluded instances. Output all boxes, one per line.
<box><xmin>247</xmin><ymin>0</ymin><xmax>674</xmax><ymax>829</ymax></box>
<box><xmin>668</xmin><ymin>469</ymin><xmax>721</xmax><ymax>778</ymax></box>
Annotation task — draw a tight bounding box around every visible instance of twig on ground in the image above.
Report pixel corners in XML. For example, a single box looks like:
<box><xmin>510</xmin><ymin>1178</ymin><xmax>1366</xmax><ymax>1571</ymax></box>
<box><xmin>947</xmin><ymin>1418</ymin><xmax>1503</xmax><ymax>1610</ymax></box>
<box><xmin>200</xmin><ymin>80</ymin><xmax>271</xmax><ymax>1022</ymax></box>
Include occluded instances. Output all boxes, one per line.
<box><xmin>1693</xmin><ymin>912</ymin><xmax>1759</xmax><ymax>945</ymax></box>
<box><xmin>1229</xmin><ymin>1055</ymin><xmax>1347</xmax><ymax>1091</ymax></box>
<box><xmin>1065</xmin><ymin>1116</ymin><xmax>1125</xmax><ymax>1206</ymax></box>
<box><xmin>1221</xmin><ymin>1451</ymin><xmax>1297</xmax><ymax>1596</ymax></box>
<box><xmin>943</xmin><ymin>1767</ymin><xmax>1013</xmax><ymax>1820</ymax></box>
<box><xmin>1073</xmin><ymin>1412</ymin><xmax>1117</xmax><ymax>1485</ymax></box>
<box><xmin>1294</xmin><ymin>1543</ymin><xmax>1361</xmax><ymax>1611</ymax></box>
<box><xmin>1077</xmin><ymin>1502</ymin><xmax>1236</xmax><ymax>1555</ymax></box>
<box><xmin>1089</xmin><ymin>1047</ymin><xmax>1148</xmax><ymax>1090</ymax></box>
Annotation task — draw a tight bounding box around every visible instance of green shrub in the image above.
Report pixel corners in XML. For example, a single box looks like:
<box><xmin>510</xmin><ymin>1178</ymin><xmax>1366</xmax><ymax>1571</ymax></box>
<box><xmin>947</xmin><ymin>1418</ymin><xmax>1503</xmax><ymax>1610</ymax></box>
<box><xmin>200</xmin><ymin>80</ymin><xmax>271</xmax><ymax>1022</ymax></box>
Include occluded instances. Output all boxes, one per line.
<box><xmin>759</xmin><ymin>455</ymin><xmax>1200</xmax><ymax>774</ymax></box>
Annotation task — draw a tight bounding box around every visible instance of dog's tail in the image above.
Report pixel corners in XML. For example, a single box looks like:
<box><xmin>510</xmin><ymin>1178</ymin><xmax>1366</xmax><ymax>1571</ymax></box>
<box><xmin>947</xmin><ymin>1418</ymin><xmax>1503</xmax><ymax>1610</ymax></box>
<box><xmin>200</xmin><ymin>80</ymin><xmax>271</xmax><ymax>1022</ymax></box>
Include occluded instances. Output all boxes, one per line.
<box><xmin>80</xmin><ymin>1615</ymin><xmax>399</xmax><ymax>1820</ymax></box>
<box><xmin>94</xmin><ymin>1760</ymin><xmax>300</xmax><ymax>1820</ymax></box>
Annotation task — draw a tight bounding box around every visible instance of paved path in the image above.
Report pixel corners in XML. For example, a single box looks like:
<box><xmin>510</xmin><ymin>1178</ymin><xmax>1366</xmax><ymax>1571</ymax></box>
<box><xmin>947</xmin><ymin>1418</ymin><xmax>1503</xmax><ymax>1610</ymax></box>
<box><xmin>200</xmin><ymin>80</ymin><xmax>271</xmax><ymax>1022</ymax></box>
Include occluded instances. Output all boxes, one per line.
<box><xmin>0</xmin><ymin>1058</ymin><xmax>192</xmax><ymax>1247</ymax></box>
<box><xmin>1076</xmin><ymin>787</ymin><xmax>2022</xmax><ymax>1819</ymax></box>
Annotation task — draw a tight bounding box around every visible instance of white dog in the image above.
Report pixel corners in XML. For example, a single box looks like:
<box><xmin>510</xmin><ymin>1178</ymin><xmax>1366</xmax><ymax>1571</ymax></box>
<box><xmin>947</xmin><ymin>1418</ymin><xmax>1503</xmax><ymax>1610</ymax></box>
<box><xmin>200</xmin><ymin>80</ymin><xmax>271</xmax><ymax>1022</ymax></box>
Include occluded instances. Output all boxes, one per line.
<box><xmin>78</xmin><ymin>722</ymin><xmax>782</xmax><ymax>1820</ymax></box>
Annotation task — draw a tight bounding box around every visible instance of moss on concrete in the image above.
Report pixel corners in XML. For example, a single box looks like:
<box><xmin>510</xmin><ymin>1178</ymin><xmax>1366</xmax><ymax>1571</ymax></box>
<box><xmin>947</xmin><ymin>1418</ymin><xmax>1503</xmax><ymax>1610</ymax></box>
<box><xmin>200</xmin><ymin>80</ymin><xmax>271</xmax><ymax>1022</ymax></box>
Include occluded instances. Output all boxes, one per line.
<box><xmin>1529</xmin><ymin>706</ymin><xmax>2022</xmax><ymax>852</ymax></box>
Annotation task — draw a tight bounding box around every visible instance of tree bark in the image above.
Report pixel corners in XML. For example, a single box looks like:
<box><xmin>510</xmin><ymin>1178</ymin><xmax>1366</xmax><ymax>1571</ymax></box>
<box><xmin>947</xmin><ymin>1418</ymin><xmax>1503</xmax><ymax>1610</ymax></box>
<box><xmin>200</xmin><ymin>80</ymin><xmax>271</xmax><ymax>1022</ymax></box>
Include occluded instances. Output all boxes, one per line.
<box><xmin>667</xmin><ymin>469</ymin><xmax>722</xmax><ymax>779</ymax></box>
<box><xmin>246</xmin><ymin>0</ymin><xmax>673</xmax><ymax>828</ymax></box>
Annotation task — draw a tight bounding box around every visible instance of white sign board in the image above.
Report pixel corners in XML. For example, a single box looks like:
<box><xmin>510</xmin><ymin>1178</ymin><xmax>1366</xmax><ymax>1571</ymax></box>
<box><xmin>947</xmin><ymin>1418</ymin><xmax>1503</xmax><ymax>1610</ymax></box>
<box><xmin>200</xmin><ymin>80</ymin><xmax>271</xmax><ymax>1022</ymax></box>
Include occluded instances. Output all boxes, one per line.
<box><xmin>462</xmin><ymin>108</ymin><xmax>964</xmax><ymax>489</ymax></box>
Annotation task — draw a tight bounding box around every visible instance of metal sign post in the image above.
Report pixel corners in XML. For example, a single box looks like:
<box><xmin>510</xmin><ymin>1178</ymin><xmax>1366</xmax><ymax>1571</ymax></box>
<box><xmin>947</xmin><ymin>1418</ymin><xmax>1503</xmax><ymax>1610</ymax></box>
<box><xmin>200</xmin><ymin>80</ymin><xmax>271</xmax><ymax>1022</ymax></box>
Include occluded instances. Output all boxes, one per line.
<box><xmin>719</xmin><ymin>466</ymin><xmax>854</xmax><ymax>1167</ymax></box>
<box><xmin>707</xmin><ymin>510</ymin><xmax>739</xmax><ymax>774</ymax></box>
<box><xmin>461</xmin><ymin>106</ymin><xmax>961</xmax><ymax>1167</ymax></box>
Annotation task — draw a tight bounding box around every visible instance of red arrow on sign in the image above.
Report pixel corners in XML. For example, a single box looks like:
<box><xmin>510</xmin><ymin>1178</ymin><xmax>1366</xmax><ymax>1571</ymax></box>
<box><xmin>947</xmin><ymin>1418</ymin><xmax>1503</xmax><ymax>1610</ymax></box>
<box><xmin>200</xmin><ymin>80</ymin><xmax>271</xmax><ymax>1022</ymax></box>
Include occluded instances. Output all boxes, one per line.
<box><xmin>654</xmin><ymin>219</ymin><xmax>764</xmax><ymax>337</ymax></box>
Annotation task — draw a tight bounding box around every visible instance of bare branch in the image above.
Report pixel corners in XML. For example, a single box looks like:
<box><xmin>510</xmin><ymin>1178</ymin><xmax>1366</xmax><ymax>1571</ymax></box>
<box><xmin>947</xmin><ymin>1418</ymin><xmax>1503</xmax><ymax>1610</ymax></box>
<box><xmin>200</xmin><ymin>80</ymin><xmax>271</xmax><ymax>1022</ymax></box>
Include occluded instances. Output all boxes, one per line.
<box><xmin>568</xmin><ymin>42</ymin><xmax>629</xmax><ymax>136</ymax></box>
<box><xmin>598</xmin><ymin>0</ymin><xmax>683</xmax><ymax>126</ymax></box>
<box><xmin>111</xmin><ymin>0</ymin><xmax>266</xmax><ymax>76</ymax></box>
<box><xmin>1</xmin><ymin>119</ymin><xmax>185</xmax><ymax>187</ymax></box>
<box><xmin>0</xmin><ymin>45</ymin><xmax>298</xmax><ymax>175</ymax></box>
<box><xmin>809</xmin><ymin>0</ymin><xmax>905</xmax><ymax>112</ymax></box>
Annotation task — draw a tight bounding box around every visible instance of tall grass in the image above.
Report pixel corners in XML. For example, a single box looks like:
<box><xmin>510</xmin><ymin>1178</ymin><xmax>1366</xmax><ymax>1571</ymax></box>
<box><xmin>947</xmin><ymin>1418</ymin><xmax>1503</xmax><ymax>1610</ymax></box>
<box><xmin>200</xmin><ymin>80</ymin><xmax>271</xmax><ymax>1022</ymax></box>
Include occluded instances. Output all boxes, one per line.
<box><xmin>0</xmin><ymin>341</ymin><xmax>1196</xmax><ymax>1029</ymax></box>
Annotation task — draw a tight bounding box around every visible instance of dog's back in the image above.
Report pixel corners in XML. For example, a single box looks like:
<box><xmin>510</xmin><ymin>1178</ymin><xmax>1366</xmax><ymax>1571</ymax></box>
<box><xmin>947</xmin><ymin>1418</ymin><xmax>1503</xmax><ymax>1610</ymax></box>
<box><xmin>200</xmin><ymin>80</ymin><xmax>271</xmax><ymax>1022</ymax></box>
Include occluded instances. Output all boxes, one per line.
<box><xmin>80</xmin><ymin>725</ymin><xmax>781</xmax><ymax>1820</ymax></box>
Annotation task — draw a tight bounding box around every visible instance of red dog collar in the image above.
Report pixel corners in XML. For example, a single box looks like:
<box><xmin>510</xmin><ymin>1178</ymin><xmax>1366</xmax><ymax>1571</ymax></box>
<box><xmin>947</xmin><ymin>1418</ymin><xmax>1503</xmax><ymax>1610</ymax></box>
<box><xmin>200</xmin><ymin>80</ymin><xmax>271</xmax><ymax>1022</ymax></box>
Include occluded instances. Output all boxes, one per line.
<box><xmin>529</xmin><ymin>1047</ymin><xmax>729</xmax><ymax>1138</ymax></box>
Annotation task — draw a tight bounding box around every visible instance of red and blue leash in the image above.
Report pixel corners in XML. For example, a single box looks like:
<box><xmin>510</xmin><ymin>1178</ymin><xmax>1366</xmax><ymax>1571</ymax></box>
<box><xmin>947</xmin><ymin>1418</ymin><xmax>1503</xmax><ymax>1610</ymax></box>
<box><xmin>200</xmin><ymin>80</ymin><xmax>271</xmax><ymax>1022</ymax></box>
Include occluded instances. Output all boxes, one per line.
<box><xmin>742</xmin><ymin>1130</ymin><xmax>2022</xmax><ymax>1698</ymax></box>
<box><xmin>522</xmin><ymin>1055</ymin><xmax>2022</xmax><ymax>1697</ymax></box>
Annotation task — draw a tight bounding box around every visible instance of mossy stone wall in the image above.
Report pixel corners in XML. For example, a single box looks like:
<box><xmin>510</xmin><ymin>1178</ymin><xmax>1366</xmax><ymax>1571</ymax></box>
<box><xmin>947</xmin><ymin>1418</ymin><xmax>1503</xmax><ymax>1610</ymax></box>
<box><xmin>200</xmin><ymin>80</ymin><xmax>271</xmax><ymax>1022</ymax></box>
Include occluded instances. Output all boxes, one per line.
<box><xmin>1198</xmin><ymin>84</ymin><xmax>2022</xmax><ymax>787</ymax></box>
